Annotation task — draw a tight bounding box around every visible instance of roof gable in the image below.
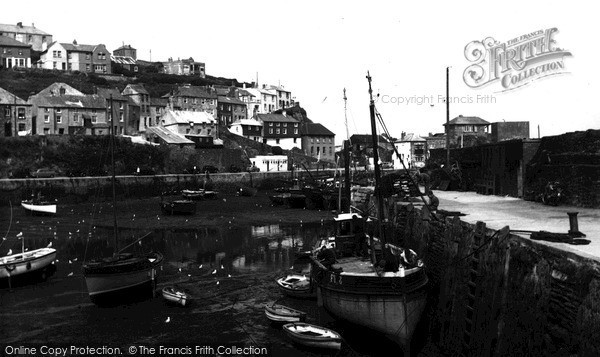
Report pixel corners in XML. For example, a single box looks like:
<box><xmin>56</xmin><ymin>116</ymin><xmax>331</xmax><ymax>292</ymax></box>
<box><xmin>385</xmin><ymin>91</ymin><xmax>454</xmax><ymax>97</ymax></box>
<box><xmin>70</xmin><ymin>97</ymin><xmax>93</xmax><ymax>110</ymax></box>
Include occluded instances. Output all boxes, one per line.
<box><xmin>35</xmin><ymin>82</ymin><xmax>85</xmax><ymax>97</ymax></box>
<box><xmin>445</xmin><ymin>115</ymin><xmax>490</xmax><ymax>126</ymax></box>
<box><xmin>0</xmin><ymin>23</ymin><xmax>50</xmax><ymax>36</ymax></box>
<box><xmin>300</xmin><ymin>123</ymin><xmax>335</xmax><ymax>136</ymax></box>
<box><xmin>0</xmin><ymin>86</ymin><xmax>28</xmax><ymax>105</ymax></box>
<box><xmin>0</xmin><ymin>35</ymin><xmax>31</xmax><ymax>48</ymax></box>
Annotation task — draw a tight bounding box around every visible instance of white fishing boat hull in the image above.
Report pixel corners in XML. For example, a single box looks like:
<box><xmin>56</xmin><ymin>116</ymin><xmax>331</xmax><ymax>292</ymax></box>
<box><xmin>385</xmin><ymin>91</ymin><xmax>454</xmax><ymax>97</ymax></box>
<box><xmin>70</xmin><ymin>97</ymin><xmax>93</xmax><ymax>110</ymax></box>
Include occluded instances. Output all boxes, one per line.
<box><xmin>0</xmin><ymin>248</ymin><xmax>57</xmax><ymax>279</ymax></box>
<box><xmin>276</xmin><ymin>275</ymin><xmax>315</xmax><ymax>299</ymax></box>
<box><xmin>264</xmin><ymin>304</ymin><xmax>306</xmax><ymax>323</ymax></box>
<box><xmin>318</xmin><ymin>285</ymin><xmax>427</xmax><ymax>346</ymax></box>
<box><xmin>21</xmin><ymin>201</ymin><xmax>57</xmax><ymax>214</ymax></box>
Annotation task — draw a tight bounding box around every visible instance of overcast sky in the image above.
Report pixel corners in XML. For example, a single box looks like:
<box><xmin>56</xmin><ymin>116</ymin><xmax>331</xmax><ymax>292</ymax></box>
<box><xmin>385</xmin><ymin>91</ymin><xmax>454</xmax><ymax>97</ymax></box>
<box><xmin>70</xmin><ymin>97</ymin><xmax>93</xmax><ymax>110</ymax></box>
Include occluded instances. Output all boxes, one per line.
<box><xmin>3</xmin><ymin>1</ymin><xmax>598</xmax><ymax>141</ymax></box>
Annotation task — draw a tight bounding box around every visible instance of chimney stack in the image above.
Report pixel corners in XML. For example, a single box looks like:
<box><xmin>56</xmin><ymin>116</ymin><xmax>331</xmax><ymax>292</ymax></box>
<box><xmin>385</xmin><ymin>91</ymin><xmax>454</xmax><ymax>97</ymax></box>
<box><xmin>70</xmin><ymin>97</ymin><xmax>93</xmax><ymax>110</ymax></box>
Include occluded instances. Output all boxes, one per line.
<box><xmin>17</xmin><ymin>22</ymin><xmax>23</xmax><ymax>28</ymax></box>
<box><xmin>282</xmin><ymin>110</ymin><xmax>287</xmax><ymax>117</ymax></box>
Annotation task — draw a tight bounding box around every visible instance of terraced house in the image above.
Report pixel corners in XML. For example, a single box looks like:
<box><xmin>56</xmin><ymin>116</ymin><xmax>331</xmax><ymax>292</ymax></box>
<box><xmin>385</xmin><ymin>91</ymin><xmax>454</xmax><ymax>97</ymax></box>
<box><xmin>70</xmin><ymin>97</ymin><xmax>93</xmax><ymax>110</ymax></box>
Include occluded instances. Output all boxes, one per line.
<box><xmin>257</xmin><ymin>112</ymin><xmax>301</xmax><ymax>150</ymax></box>
<box><xmin>40</xmin><ymin>40</ymin><xmax>111</xmax><ymax>73</ymax></box>
<box><xmin>30</xmin><ymin>84</ymin><xmax>107</xmax><ymax>135</ymax></box>
<box><xmin>0</xmin><ymin>86</ymin><xmax>32</xmax><ymax>137</ymax></box>
<box><xmin>217</xmin><ymin>96</ymin><xmax>247</xmax><ymax>126</ymax></box>
<box><xmin>0</xmin><ymin>35</ymin><xmax>32</xmax><ymax>69</ymax></box>
<box><xmin>0</xmin><ymin>22</ymin><xmax>52</xmax><ymax>52</ymax></box>
<box><xmin>169</xmin><ymin>85</ymin><xmax>217</xmax><ymax>118</ymax></box>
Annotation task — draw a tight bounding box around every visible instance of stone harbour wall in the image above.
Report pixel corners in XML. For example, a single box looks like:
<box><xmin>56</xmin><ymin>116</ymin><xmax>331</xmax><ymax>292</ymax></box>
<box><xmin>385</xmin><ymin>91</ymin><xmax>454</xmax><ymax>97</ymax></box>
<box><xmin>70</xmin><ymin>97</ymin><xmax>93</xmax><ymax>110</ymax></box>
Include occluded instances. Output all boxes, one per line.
<box><xmin>392</xmin><ymin>203</ymin><xmax>600</xmax><ymax>356</ymax></box>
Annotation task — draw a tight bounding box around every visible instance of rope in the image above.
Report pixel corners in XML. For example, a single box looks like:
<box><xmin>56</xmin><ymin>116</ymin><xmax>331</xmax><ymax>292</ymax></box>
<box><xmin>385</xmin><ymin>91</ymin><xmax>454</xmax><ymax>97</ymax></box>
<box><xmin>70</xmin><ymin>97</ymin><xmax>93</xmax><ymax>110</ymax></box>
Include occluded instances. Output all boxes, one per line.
<box><xmin>0</xmin><ymin>200</ymin><xmax>13</xmax><ymax>249</ymax></box>
<box><xmin>373</xmin><ymin>108</ymin><xmax>442</xmax><ymax>223</ymax></box>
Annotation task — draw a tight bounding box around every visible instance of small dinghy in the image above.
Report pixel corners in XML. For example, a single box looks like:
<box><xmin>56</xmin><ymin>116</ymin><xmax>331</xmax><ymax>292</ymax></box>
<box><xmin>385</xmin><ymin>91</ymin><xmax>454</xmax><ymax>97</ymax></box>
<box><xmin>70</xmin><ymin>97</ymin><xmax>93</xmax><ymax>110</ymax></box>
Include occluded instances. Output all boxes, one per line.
<box><xmin>21</xmin><ymin>199</ymin><xmax>57</xmax><ymax>215</ymax></box>
<box><xmin>282</xmin><ymin>322</ymin><xmax>342</xmax><ymax>350</ymax></box>
<box><xmin>264</xmin><ymin>303</ymin><xmax>307</xmax><ymax>323</ymax></box>
<box><xmin>276</xmin><ymin>274</ymin><xmax>314</xmax><ymax>299</ymax></box>
<box><xmin>161</xmin><ymin>286</ymin><xmax>189</xmax><ymax>306</ymax></box>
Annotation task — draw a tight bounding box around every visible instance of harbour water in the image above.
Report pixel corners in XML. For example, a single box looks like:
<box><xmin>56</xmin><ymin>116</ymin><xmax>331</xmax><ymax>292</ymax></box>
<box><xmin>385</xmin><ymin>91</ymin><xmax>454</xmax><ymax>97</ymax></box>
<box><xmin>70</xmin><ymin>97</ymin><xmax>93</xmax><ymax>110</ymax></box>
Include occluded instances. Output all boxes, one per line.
<box><xmin>0</xmin><ymin>208</ymin><xmax>411</xmax><ymax>356</ymax></box>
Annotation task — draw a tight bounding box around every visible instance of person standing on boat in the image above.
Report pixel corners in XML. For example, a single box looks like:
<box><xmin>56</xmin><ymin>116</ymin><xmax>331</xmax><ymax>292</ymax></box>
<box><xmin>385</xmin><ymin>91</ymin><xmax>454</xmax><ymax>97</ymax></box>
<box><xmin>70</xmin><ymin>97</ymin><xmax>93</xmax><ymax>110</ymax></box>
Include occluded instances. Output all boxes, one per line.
<box><xmin>317</xmin><ymin>244</ymin><xmax>337</xmax><ymax>269</ymax></box>
<box><xmin>416</xmin><ymin>170</ymin><xmax>431</xmax><ymax>194</ymax></box>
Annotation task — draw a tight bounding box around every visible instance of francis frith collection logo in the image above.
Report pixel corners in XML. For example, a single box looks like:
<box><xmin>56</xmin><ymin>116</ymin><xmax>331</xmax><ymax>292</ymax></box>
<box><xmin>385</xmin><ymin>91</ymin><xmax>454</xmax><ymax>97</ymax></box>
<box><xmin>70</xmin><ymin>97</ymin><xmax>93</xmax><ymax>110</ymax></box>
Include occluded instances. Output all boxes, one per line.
<box><xmin>463</xmin><ymin>28</ymin><xmax>571</xmax><ymax>92</ymax></box>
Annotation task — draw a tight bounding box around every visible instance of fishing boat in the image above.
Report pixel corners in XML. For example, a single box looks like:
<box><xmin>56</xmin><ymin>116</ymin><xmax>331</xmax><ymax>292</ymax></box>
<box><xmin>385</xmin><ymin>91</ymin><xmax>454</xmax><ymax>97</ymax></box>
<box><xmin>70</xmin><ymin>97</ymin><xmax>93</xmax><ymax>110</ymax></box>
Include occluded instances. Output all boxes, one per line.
<box><xmin>284</xmin><ymin>193</ymin><xmax>306</xmax><ymax>209</ymax></box>
<box><xmin>276</xmin><ymin>274</ymin><xmax>314</xmax><ymax>299</ymax></box>
<box><xmin>282</xmin><ymin>322</ymin><xmax>342</xmax><ymax>350</ymax></box>
<box><xmin>82</xmin><ymin>94</ymin><xmax>163</xmax><ymax>305</ymax></box>
<box><xmin>21</xmin><ymin>196</ymin><xmax>57</xmax><ymax>215</ymax></box>
<box><xmin>160</xmin><ymin>199</ymin><xmax>196</xmax><ymax>215</ymax></box>
<box><xmin>268</xmin><ymin>192</ymin><xmax>289</xmax><ymax>206</ymax></box>
<box><xmin>264</xmin><ymin>303</ymin><xmax>307</xmax><ymax>323</ymax></box>
<box><xmin>310</xmin><ymin>78</ymin><xmax>429</xmax><ymax>349</ymax></box>
<box><xmin>0</xmin><ymin>247</ymin><xmax>57</xmax><ymax>280</ymax></box>
<box><xmin>162</xmin><ymin>286</ymin><xmax>189</xmax><ymax>306</ymax></box>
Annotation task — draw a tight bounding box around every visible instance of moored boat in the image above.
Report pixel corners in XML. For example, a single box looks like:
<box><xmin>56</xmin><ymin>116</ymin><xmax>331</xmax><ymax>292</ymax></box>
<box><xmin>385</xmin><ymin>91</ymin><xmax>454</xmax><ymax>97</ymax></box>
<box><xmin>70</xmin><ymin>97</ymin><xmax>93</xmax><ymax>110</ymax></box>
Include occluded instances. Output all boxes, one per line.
<box><xmin>0</xmin><ymin>247</ymin><xmax>57</xmax><ymax>280</ymax></box>
<box><xmin>264</xmin><ymin>303</ymin><xmax>307</xmax><ymax>323</ymax></box>
<box><xmin>83</xmin><ymin>252</ymin><xmax>163</xmax><ymax>304</ymax></box>
<box><xmin>181</xmin><ymin>189</ymin><xmax>205</xmax><ymax>200</ymax></box>
<box><xmin>284</xmin><ymin>194</ymin><xmax>306</xmax><ymax>209</ymax></box>
<box><xmin>282</xmin><ymin>322</ymin><xmax>342</xmax><ymax>350</ymax></box>
<box><xmin>160</xmin><ymin>199</ymin><xmax>196</xmax><ymax>215</ymax></box>
<box><xmin>276</xmin><ymin>274</ymin><xmax>314</xmax><ymax>299</ymax></box>
<box><xmin>310</xmin><ymin>77</ymin><xmax>429</xmax><ymax>349</ymax></box>
<box><xmin>21</xmin><ymin>199</ymin><xmax>57</xmax><ymax>215</ymax></box>
<box><xmin>162</xmin><ymin>286</ymin><xmax>189</xmax><ymax>306</ymax></box>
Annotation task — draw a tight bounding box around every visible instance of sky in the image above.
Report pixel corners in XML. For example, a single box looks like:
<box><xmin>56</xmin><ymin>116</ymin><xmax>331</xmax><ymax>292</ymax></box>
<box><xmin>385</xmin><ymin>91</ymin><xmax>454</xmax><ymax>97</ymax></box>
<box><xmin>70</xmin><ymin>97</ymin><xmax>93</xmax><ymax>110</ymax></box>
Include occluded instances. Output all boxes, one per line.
<box><xmin>2</xmin><ymin>1</ymin><xmax>599</xmax><ymax>141</ymax></box>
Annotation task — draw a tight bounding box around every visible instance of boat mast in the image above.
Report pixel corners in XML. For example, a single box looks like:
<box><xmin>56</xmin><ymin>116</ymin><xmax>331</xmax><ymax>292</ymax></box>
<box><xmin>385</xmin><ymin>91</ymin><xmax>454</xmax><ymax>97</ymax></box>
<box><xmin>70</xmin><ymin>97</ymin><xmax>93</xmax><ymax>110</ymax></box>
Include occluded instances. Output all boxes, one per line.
<box><xmin>109</xmin><ymin>94</ymin><xmax>119</xmax><ymax>252</ymax></box>
<box><xmin>366</xmin><ymin>72</ymin><xmax>386</xmax><ymax>247</ymax></box>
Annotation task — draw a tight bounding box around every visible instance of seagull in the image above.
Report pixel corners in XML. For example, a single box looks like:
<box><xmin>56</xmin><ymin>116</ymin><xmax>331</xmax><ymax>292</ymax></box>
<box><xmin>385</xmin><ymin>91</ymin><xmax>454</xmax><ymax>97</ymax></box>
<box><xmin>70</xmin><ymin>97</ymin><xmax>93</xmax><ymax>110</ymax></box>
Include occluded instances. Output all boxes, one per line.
<box><xmin>72</xmin><ymin>258</ymin><xmax>77</xmax><ymax>262</ymax></box>
<box><xmin>211</xmin><ymin>269</ymin><xmax>217</xmax><ymax>274</ymax></box>
<box><xmin>165</xmin><ymin>317</ymin><xmax>171</xmax><ymax>323</ymax></box>
<box><xmin>220</xmin><ymin>265</ymin><xmax>224</xmax><ymax>269</ymax></box>
<box><xmin>16</xmin><ymin>232</ymin><xmax>23</xmax><ymax>238</ymax></box>
<box><xmin>199</xmin><ymin>264</ymin><xmax>203</xmax><ymax>269</ymax></box>
<box><xmin>187</xmin><ymin>274</ymin><xmax>191</xmax><ymax>277</ymax></box>
<box><xmin>178</xmin><ymin>267</ymin><xmax>182</xmax><ymax>272</ymax></box>
<box><xmin>228</xmin><ymin>274</ymin><xmax>231</xmax><ymax>278</ymax></box>
<box><xmin>47</xmin><ymin>241</ymin><xmax>53</xmax><ymax>248</ymax></box>
<box><xmin>69</xmin><ymin>260</ymin><xmax>72</xmax><ymax>264</ymax></box>
<box><xmin>216</xmin><ymin>281</ymin><xmax>220</xmax><ymax>285</ymax></box>
<box><xmin>321</xmin><ymin>96</ymin><xmax>327</xmax><ymax>103</ymax></box>
<box><xmin>7</xmin><ymin>249</ymin><xmax>12</xmax><ymax>255</ymax></box>
<box><xmin>222</xmin><ymin>198</ymin><xmax>226</xmax><ymax>202</ymax></box>
<box><xmin>67</xmin><ymin>272</ymin><xmax>73</xmax><ymax>277</ymax></box>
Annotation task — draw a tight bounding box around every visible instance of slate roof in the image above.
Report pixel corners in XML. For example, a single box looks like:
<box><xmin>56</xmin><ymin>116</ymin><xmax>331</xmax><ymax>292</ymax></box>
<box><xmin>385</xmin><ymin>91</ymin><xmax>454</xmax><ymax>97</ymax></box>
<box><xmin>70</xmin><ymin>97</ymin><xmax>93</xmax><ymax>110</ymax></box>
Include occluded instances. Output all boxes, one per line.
<box><xmin>111</xmin><ymin>55</ymin><xmax>136</xmax><ymax>65</ymax></box>
<box><xmin>445</xmin><ymin>115</ymin><xmax>490</xmax><ymax>126</ymax></box>
<box><xmin>146</xmin><ymin>126</ymin><xmax>194</xmax><ymax>145</ymax></box>
<box><xmin>300</xmin><ymin>123</ymin><xmax>335</xmax><ymax>136</ymax></box>
<box><xmin>396</xmin><ymin>133</ymin><xmax>426</xmax><ymax>142</ymax></box>
<box><xmin>35</xmin><ymin>83</ymin><xmax>84</xmax><ymax>97</ymax></box>
<box><xmin>0</xmin><ymin>87</ymin><xmax>28</xmax><ymax>105</ymax></box>
<box><xmin>217</xmin><ymin>96</ymin><xmax>246</xmax><ymax>106</ymax></box>
<box><xmin>0</xmin><ymin>23</ymin><xmax>50</xmax><ymax>35</ymax></box>
<box><xmin>96</xmin><ymin>87</ymin><xmax>128</xmax><ymax>101</ymax></box>
<box><xmin>174</xmin><ymin>86</ymin><xmax>217</xmax><ymax>99</ymax></box>
<box><xmin>231</xmin><ymin>118</ymin><xmax>262</xmax><ymax>126</ymax></box>
<box><xmin>150</xmin><ymin>97</ymin><xmax>168</xmax><ymax>106</ymax></box>
<box><xmin>256</xmin><ymin>113</ymin><xmax>299</xmax><ymax>123</ymax></box>
<box><xmin>162</xmin><ymin>110</ymin><xmax>216</xmax><ymax>125</ymax></box>
<box><xmin>0</xmin><ymin>35</ymin><xmax>31</xmax><ymax>48</ymax></box>
<box><xmin>122</xmin><ymin>84</ymin><xmax>148</xmax><ymax>96</ymax></box>
<box><xmin>36</xmin><ymin>94</ymin><xmax>106</xmax><ymax>109</ymax></box>
<box><xmin>114</xmin><ymin>44</ymin><xmax>135</xmax><ymax>52</ymax></box>
<box><xmin>61</xmin><ymin>42</ymin><xmax>97</xmax><ymax>52</ymax></box>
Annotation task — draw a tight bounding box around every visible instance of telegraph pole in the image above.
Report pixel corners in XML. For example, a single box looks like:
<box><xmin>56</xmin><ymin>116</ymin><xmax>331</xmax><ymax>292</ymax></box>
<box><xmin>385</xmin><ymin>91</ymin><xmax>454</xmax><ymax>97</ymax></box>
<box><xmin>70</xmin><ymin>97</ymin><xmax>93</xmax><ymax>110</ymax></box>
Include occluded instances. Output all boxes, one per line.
<box><xmin>446</xmin><ymin>67</ymin><xmax>450</xmax><ymax>166</ymax></box>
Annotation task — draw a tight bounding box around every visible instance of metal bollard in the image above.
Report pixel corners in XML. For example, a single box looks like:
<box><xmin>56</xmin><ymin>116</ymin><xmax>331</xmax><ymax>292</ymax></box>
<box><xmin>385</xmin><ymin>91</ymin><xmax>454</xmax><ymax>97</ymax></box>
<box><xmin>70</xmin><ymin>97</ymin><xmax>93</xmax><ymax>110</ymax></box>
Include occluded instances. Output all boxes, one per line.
<box><xmin>567</xmin><ymin>212</ymin><xmax>586</xmax><ymax>237</ymax></box>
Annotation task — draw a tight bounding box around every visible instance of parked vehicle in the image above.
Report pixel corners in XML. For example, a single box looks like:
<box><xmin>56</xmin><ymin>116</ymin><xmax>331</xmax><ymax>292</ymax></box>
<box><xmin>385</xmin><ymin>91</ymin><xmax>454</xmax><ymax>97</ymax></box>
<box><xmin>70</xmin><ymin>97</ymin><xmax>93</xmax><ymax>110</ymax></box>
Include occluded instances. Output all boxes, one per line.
<box><xmin>30</xmin><ymin>168</ymin><xmax>58</xmax><ymax>178</ymax></box>
<box><xmin>202</xmin><ymin>165</ymin><xmax>219</xmax><ymax>173</ymax></box>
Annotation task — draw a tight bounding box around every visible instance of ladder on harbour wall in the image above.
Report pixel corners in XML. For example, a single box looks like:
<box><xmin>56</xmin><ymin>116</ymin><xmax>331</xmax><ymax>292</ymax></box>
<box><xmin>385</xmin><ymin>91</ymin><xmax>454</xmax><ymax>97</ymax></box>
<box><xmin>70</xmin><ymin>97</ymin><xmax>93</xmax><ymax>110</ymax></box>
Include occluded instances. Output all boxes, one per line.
<box><xmin>460</xmin><ymin>221</ymin><xmax>486</xmax><ymax>357</ymax></box>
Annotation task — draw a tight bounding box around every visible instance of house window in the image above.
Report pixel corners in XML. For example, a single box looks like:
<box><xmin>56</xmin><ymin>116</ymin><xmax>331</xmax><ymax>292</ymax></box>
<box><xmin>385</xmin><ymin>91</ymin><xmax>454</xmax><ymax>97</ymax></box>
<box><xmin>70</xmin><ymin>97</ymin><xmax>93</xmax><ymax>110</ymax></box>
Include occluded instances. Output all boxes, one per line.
<box><xmin>310</xmin><ymin>138</ymin><xmax>314</xmax><ymax>143</ymax></box>
<box><xmin>293</xmin><ymin>138</ymin><xmax>297</xmax><ymax>143</ymax></box>
<box><xmin>276</xmin><ymin>139</ymin><xmax>280</xmax><ymax>144</ymax></box>
<box><xmin>86</xmin><ymin>54</ymin><xmax>90</xmax><ymax>60</ymax></box>
<box><xmin>86</xmin><ymin>64</ymin><xmax>90</xmax><ymax>71</ymax></box>
<box><xmin>68</xmin><ymin>53</ymin><xmax>72</xmax><ymax>60</ymax></box>
<box><xmin>4</xmin><ymin>108</ymin><xmax>10</xmax><ymax>116</ymax></box>
<box><xmin>119</xmin><ymin>102</ymin><xmax>124</xmax><ymax>109</ymax></box>
<box><xmin>283</xmin><ymin>128</ymin><xmax>287</xmax><ymax>134</ymax></box>
<box><xmin>92</xmin><ymin>116</ymin><xmax>97</xmax><ymax>123</ymax></box>
<box><xmin>56</xmin><ymin>115</ymin><xmax>62</xmax><ymax>123</ymax></box>
<box><xmin>53</xmin><ymin>62</ymin><xmax>57</xmax><ymax>69</ymax></box>
<box><xmin>43</xmin><ymin>128</ymin><xmax>49</xmax><ymax>134</ymax></box>
<box><xmin>18</xmin><ymin>49</ymin><xmax>23</xmax><ymax>55</ymax></box>
<box><xmin>56</xmin><ymin>108</ymin><xmax>62</xmax><ymax>113</ymax></box>
<box><xmin>58</xmin><ymin>128</ymin><xmax>64</xmax><ymax>135</ymax></box>
<box><xmin>294</xmin><ymin>129</ymin><xmax>298</xmax><ymax>134</ymax></box>
<box><xmin>269</xmin><ymin>122</ymin><xmax>273</xmax><ymax>126</ymax></box>
<box><xmin>276</xmin><ymin>128</ymin><xmax>280</xmax><ymax>134</ymax></box>
<box><xmin>316</xmin><ymin>138</ymin><xmax>320</xmax><ymax>143</ymax></box>
<box><xmin>276</xmin><ymin>122</ymin><xmax>280</xmax><ymax>126</ymax></box>
<box><xmin>119</xmin><ymin>112</ymin><xmax>124</xmax><ymax>122</ymax></box>
<box><xmin>207</xmin><ymin>129</ymin><xmax>211</xmax><ymax>135</ymax></box>
<box><xmin>73</xmin><ymin>114</ymin><xmax>78</xmax><ymax>122</ymax></box>
<box><xmin>186</xmin><ymin>128</ymin><xmax>190</xmax><ymax>134</ymax></box>
<box><xmin>269</xmin><ymin>128</ymin><xmax>273</xmax><ymax>134</ymax></box>
<box><xmin>68</xmin><ymin>63</ymin><xmax>72</xmax><ymax>70</ymax></box>
<box><xmin>44</xmin><ymin>115</ymin><xmax>50</xmax><ymax>123</ymax></box>
<box><xmin>44</xmin><ymin>108</ymin><xmax>50</xmax><ymax>113</ymax></box>
<box><xmin>18</xmin><ymin>123</ymin><xmax>25</xmax><ymax>131</ymax></box>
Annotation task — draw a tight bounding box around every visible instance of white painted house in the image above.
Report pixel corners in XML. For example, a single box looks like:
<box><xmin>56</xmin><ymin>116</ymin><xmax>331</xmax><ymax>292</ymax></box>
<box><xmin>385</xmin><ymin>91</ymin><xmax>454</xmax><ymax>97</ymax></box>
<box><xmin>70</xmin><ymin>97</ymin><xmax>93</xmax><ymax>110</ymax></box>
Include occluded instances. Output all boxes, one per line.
<box><xmin>393</xmin><ymin>133</ymin><xmax>427</xmax><ymax>169</ymax></box>
<box><xmin>250</xmin><ymin>155</ymin><xmax>288</xmax><ymax>172</ymax></box>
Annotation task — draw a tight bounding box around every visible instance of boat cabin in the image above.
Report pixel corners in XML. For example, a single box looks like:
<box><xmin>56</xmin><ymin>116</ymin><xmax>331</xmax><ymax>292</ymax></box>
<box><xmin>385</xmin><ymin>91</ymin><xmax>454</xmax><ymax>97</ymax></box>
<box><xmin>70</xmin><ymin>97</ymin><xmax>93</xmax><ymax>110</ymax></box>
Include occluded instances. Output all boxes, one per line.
<box><xmin>333</xmin><ymin>213</ymin><xmax>364</xmax><ymax>256</ymax></box>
